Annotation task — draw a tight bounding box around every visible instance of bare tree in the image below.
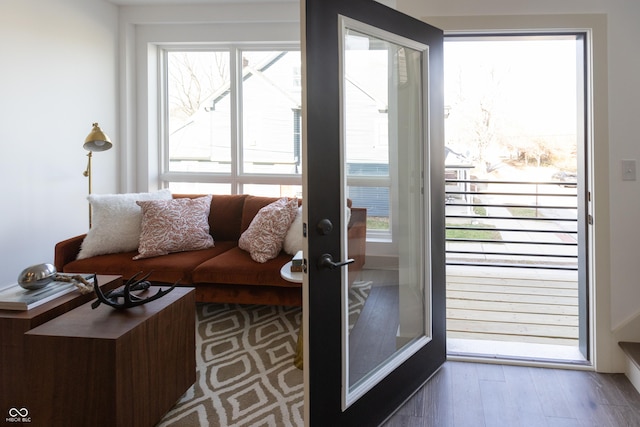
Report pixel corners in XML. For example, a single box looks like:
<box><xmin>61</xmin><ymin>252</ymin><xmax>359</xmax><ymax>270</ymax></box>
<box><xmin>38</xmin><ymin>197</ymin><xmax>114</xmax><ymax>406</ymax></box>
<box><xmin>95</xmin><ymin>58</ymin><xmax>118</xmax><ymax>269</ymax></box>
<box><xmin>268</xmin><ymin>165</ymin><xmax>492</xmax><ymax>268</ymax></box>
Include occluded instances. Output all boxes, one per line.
<box><xmin>474</xmin><ymin>99</ymin><xmax>497</xmax><ymax>171</ymax></box>
<box><xmin>168</xmin><ymin>52</ymin><xmax>229</xmax><ymax>121</ymax></box>
<box><xmin>446</xmin><ymin>66</ymin><xmax>504</xmax><ymax>172</ymax></box>
<box><xmin>520</xmin><ymin>137</ymin><xmax>549</xmax><ymax>167</ymax></box>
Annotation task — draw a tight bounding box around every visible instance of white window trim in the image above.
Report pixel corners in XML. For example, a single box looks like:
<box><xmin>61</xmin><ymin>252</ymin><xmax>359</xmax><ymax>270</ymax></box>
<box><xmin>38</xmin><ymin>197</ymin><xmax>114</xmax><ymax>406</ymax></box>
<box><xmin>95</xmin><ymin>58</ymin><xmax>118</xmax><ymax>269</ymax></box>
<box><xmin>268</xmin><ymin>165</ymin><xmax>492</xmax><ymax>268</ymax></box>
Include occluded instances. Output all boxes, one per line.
<box><xmin>120</xmin><ymin>13</ymin><xmax>301</xmax><ymax>192</ymax></box>
<box><xmin>157</xmin><ymin>44</ymin><xmax>303</xmax><ymax>195</ymax></box>
<box><xmin>422</xmin><ymin>14</ymin><xmax>612</xmax><ymax>372</ymax></box>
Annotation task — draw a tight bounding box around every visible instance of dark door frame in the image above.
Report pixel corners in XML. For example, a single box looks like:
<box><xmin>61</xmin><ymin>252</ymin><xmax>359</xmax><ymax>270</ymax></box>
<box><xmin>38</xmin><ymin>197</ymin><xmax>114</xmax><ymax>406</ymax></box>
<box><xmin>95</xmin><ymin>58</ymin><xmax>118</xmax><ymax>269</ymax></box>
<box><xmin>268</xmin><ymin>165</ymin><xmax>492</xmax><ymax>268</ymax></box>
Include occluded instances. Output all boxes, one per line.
<box><xmin>303</xmin><ymin>0</ymin><xmax>446</xmax><ymax>424</ymax></box>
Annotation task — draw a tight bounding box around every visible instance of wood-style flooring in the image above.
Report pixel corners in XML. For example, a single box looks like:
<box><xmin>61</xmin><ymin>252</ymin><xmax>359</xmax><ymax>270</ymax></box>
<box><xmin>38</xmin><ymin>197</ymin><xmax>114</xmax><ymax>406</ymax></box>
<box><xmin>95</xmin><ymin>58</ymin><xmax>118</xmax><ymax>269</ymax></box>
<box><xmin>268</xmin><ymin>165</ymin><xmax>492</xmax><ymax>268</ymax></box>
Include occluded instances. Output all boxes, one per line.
<box><xmin>349</xmin><ymin>282</ymin><xmax>399</xmax><ymax>385</ymax></box>
<box><xmin>349</xmin><ymin>268</ymin><xmax>640</xmax><ymax>426</ymax></box>
<box><xmin>383</xmin><ymin>361</ymin><xmax>640</xmax><ymax>427</ymax></box>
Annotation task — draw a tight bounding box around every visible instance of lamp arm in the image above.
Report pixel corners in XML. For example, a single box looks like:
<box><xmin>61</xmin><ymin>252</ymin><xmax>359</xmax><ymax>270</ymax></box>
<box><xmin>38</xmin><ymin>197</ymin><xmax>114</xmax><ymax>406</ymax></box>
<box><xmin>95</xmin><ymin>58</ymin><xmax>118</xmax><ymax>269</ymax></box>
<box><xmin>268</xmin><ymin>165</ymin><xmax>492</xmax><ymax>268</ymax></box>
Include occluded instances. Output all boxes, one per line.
<box><xmin>84</xmin><ymin>151</ymin><xmax>93</xmax><ymax>227</ymax></box>
<box><xmin>83</xmin><ymin>151</ymin><xmax>92</xmax><ymax>178</ymax></box>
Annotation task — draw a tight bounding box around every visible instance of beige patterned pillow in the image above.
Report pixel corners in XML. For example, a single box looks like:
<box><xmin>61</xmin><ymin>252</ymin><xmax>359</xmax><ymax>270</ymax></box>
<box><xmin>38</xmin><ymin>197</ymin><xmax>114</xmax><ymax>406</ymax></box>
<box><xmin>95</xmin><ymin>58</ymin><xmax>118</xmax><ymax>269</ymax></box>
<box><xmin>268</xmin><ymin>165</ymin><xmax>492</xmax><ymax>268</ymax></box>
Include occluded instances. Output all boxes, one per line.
<box><xmin>239</xmin><ymin>197</ymin><xmax>299</xmax><ymax>263</ymax></box>
<box><xmin>134</xmin><ymin>195</ymin><xmax>214</xmax><ymax>260</ymax></box>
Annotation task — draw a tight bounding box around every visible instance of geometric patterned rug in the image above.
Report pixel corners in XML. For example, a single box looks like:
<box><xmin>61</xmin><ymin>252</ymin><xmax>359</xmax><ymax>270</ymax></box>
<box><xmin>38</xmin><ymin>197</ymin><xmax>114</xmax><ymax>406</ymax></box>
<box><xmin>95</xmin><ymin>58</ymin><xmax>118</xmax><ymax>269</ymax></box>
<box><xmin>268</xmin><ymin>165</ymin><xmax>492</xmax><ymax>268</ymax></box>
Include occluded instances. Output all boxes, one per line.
<box><xmin>157</xmin><ymin>303</ymin><xmax>303</xmax><ymax>427</ymax></box>
<box><xmin>156</xmin><ymin>281</ymin><xmax>371</xmax><ymax>427</ymax></box>
<box><xmin>348</xmin><ymin>280</ymin><xmax>373</xmax><ymax>332</ymax></box>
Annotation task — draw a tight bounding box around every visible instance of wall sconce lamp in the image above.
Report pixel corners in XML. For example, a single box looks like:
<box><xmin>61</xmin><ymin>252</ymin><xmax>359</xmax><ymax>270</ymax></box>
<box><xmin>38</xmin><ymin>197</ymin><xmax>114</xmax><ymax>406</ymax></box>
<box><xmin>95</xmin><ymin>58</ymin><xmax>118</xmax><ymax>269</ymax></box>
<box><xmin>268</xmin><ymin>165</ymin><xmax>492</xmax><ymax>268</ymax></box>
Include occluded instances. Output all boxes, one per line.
<box><xmin>83</xmin><ymin>122</ymin><xmax>113</xmax><ymax>227</ymax></box>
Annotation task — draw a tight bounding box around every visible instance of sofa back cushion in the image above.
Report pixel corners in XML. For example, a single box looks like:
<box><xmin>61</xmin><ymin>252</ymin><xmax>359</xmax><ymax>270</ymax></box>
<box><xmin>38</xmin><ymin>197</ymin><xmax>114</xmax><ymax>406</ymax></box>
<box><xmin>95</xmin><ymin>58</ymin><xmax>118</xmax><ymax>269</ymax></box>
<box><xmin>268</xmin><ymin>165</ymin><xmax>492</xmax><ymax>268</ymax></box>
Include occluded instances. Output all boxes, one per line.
<box><xmin>174</xmin><ymin>194</ymin><xmax>248</xmax><ymax>242</ymax></box>
<box><xmin>209</xmin><ymin>194</ymin><xmax>248</xmax><ymax>241</ymax></box>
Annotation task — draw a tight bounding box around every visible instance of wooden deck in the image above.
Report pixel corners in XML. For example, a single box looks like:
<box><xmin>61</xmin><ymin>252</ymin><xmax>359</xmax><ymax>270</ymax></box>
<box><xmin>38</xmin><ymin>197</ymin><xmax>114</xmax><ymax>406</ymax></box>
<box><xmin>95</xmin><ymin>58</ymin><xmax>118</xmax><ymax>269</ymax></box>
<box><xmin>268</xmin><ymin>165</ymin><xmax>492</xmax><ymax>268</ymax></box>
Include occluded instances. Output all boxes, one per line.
<box><xmin>446</xmin><ymin>265</ymin><xmax>579</xmax><ymax>346</ymax></box>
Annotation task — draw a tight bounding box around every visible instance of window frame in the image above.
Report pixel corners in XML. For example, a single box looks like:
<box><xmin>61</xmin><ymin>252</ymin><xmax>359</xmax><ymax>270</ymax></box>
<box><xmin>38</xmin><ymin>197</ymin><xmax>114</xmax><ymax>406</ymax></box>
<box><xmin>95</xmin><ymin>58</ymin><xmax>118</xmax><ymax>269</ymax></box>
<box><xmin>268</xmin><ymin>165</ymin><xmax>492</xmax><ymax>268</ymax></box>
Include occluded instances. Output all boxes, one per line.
<box><xmin>158</xmin><ymin>44</ymin><xmax>304</xmax><ymax>195</ymax></box>
<box><xmin>157</xmin><ymin>42</ymin><xmax>394</xmax><ymax>242</ymax></box>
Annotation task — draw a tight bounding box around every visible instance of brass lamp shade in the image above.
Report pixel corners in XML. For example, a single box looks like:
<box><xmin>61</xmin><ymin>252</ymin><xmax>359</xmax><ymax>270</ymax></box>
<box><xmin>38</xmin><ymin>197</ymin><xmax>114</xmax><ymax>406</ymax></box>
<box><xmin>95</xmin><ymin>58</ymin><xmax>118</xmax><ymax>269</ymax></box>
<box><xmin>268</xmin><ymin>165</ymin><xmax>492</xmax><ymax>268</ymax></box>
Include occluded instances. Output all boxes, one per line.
<box><xmin>83</xmin><ymin>122</ymin><xmax>112</xmax><ymax>152</ymax></box>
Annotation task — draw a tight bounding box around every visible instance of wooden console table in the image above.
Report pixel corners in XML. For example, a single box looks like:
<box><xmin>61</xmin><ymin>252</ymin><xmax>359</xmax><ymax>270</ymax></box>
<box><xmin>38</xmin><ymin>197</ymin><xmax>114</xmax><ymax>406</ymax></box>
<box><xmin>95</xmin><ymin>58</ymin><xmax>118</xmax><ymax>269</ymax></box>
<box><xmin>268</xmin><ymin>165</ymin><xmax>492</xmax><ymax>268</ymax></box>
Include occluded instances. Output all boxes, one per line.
<box><xmin>24</xmin><ymin>286</ymin><xmax>195</xmax><ymax>427</ymax></box>
<box><xmin>0</xmin><ymin>274</ymin><xmax>121</xmax><ymax>408</ymax></box>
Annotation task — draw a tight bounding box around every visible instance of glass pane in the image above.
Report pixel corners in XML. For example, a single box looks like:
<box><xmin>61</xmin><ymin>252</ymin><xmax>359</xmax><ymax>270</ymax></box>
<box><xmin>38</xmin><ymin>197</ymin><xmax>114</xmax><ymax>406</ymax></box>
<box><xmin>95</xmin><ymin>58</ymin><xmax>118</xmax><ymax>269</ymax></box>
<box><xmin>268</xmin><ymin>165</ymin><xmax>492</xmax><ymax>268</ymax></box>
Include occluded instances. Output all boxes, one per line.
<box><xmin>346</xmin><ymin>186</ymin><xmax>390</xmax><ymax>232</ymax></box>
<box><xmin>343</xmin><ymin>48</ymin><xmax>390</xmax><ymax>170</ymax></box>
<box><xmin>167</xmin><ymin>182</ymin><xmax>231</xmax><ymax>195</ymax></box>
<box><xmin>241</xmin><ymin>50</ymin><xmax>302</xmax><ymax>175</ymax></box>
<box><xmin>242</xmin><ymin>184</ymin><xmax>302</xmax><ymax>198</ymax></box>
<box><xmin>343</xmin><ymin>25</ymin><xmax>428</xmax><ymax>398</ymax></box>
<box><xmin>167</xmin><ymin>51</ymin><xmax>232</xmax><ymax>173</ymax></box>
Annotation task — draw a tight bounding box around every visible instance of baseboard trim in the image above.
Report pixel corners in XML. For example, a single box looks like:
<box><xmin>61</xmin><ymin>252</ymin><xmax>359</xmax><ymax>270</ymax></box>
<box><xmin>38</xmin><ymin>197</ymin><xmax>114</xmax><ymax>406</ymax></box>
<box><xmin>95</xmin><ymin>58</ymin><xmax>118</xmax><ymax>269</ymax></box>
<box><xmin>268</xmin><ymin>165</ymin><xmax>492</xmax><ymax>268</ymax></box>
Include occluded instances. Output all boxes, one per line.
<box><xmin>619</xmin><ymin>342</ymin><xmax>640</xmax><ymax>394</ymax></box>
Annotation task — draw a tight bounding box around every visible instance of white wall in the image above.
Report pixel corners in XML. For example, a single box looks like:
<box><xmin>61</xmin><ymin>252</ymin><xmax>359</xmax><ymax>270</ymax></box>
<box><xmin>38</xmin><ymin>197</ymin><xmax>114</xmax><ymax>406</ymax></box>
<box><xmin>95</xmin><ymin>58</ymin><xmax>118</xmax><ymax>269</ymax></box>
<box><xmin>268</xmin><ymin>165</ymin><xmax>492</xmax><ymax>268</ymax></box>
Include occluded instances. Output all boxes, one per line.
<box><xmin>0</xmin><ymin>0</ymin><xmax>118</xmax><ymax>286</ymax></box>
<box><xmin>398</xmin><ymin>0</ymin><xmax>640</xmax><ymax>371</ymax></box>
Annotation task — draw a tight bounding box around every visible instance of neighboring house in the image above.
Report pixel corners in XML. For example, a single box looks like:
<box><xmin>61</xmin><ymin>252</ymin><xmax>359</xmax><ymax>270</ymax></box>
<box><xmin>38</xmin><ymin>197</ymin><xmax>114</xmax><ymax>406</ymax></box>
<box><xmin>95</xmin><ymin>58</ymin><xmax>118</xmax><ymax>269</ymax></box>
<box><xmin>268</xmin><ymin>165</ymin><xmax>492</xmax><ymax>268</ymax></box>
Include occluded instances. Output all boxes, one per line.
<box><xmin>168</xmin><ymin>48</ymin><xmax>395</xmax><ymax>221</ymax></box>
<box><xmin>169</xmin><ymin>51</ymin><xmax>302</xmax><ymax>174</ymax></box>
<box><xmin>169</xmin><ymin>49</ymin><xmax>392</xmax><ymax>176</ymax></box>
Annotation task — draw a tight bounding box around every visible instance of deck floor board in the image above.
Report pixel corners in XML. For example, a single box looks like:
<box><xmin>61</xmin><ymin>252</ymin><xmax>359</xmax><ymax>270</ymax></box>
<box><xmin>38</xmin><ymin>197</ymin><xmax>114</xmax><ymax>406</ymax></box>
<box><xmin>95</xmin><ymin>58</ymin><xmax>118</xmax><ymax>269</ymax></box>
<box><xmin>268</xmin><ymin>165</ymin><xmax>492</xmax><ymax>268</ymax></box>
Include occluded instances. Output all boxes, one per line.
<box><xmin>446</xmin><ymin>266</ymin><xmax>579</xmax><ymax>346</ymax></box>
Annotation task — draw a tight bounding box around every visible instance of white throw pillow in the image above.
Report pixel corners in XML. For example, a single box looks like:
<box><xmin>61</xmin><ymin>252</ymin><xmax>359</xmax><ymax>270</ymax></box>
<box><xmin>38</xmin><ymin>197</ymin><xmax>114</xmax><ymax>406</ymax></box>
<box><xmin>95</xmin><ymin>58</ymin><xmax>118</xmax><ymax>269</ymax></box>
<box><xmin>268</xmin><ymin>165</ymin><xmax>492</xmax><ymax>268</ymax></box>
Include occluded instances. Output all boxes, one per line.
<box><xmin>283</xmin><ymin>206</ymin><xmax>350</xmax><ymax>255</ymax></box>
<box><xmin>77</xmin><ymin>189</ymin><xmax>172</xmax><ymax>259</ymax></box>
<box><xmin>283</xmin><ymin>206</ymin><xmax>351</xmax><ymax>255</ymax></box>
<box><xmin>284</xmin><ymin>206</ymin><xmax>303</xmax><ymax>255</ymax></box>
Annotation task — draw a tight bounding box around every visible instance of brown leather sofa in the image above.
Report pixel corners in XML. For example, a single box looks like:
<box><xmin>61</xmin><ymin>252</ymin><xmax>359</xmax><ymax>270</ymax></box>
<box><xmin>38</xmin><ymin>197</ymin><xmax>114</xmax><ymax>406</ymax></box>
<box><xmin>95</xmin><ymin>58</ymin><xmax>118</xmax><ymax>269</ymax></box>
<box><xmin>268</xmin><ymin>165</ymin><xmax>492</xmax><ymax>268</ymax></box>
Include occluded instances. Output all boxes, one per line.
<box><xmin>54</xmin><ymin>194</ymin><xmax>366</xmax><ymax>307</ymax></box>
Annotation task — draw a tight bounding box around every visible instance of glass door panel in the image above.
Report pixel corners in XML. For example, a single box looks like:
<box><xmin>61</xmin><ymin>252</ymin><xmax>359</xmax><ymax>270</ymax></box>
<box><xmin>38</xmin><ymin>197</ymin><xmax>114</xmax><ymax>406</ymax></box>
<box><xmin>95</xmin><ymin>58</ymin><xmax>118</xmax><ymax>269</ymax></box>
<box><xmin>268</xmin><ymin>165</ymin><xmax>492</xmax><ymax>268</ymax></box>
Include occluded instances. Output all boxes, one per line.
<box><xmin>343</xmin><ymin>22</ymin><xmax>430</xmax><ymax>405</ymax></box>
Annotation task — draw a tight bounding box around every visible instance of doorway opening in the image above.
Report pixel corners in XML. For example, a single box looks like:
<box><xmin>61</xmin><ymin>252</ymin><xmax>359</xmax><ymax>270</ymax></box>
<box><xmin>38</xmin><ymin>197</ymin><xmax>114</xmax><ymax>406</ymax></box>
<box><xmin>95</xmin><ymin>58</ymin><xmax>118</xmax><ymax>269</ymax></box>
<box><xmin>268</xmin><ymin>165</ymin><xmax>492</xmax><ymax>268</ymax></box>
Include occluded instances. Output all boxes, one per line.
<box><xmin>443</xmin><ymin>33</ymin><xmax>590</xmax><ymax>364</ymax></box>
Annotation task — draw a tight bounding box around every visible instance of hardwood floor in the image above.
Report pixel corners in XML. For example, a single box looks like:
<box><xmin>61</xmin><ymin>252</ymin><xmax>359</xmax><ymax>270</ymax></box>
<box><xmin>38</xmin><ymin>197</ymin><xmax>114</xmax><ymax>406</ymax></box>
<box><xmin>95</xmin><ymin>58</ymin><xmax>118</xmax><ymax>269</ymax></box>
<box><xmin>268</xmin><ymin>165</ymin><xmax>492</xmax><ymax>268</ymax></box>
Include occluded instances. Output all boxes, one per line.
<box><xmin>382</xmin><ymin>361</ymin><xmax>640</xmax><ymax>427</ymax></box>
<box><xmin>349</xmin><ymin>282</ymin><xmax>399</xmax><ymax>385</ymax></box>
<box><xmin>348</xmin><ymin>268</ymin><xmax>640</xmax><ymax>426</ymax></box>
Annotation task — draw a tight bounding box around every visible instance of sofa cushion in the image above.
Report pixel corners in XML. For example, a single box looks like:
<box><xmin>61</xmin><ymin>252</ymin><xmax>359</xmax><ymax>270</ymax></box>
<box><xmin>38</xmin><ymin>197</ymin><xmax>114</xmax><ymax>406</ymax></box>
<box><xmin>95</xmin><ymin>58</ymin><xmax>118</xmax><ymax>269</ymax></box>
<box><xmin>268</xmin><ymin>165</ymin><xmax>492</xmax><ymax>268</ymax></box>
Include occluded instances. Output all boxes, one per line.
<box><xmin>77</xmin><ymin>189</ymin><xmax>172</xmax><ymax>259</ymax></box>
<box><xmin>191</xmin><ymin>247</ymin><xmax>298</xmax><ymax>287</ymax></box>
<box><xmin>135</xmin><ymin>195</ymin><xmax>214</xmax><ymax>259</ymax></box>
<box><xmin>64</xmin><ymin>242</ymin><xmax>236</xmax><ymax>284</ymax></box>
<box><xmin>209</xmin><ymin>194</ymin><xmax>248</xmax><ymax>241</ymax></box>
<box><xmin>238</xmin><ymin>197</ymin><xmax>298</xmax><ymax>263</ymax></box>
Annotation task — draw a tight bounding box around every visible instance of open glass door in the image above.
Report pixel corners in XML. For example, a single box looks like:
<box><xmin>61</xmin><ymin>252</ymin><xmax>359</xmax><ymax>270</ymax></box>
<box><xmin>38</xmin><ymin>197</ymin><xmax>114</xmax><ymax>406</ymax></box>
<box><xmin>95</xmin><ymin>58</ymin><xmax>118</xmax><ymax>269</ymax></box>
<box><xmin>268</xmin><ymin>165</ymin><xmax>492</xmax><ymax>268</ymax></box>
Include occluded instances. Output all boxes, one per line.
<box><xmin>302</xmin><ymin>0</ymin><xmax>445</xmax><ymax>424</ymax></box>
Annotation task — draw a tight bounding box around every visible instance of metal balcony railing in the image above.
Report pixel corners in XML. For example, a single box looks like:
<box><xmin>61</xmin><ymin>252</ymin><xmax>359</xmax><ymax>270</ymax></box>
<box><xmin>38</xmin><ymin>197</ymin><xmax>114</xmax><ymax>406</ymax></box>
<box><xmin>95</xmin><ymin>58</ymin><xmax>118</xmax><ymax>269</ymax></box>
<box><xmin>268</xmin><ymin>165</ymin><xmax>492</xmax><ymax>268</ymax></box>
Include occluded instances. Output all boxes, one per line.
<box><xmin>445</xmin><ymin>178</ymin><xmax>579</xmax><ymax>271</ymax></box>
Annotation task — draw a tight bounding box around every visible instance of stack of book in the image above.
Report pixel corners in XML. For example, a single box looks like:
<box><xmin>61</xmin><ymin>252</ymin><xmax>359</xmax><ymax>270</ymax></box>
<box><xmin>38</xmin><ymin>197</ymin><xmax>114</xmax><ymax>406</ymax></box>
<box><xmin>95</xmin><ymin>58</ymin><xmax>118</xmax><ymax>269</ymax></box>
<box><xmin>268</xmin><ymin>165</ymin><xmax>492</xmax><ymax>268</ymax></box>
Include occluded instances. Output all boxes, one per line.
<box><xmin>0</xmin><ymin>274</ymin><xmax>94</xmax><ymax>311</ymax></box>
<box><xmin>290</xmin><ymin>251</ymin><xmax>303</xmax><ymax>273</ymax></box>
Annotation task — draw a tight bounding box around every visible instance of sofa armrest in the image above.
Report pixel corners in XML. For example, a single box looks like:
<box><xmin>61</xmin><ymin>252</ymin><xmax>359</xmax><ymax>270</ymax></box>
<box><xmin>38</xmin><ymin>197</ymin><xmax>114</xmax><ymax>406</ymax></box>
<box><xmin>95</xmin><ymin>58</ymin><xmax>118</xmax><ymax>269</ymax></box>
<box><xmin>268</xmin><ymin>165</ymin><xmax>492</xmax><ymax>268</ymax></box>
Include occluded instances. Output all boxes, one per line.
<box><xmin>54</xmin><ymin>234</ymin><xmax>86</xmax><ymax>272</ymax></box>
<box><xmin>347</xmin><ymin>207</ymin><xmax>367</xmax><ymax>283</ymax></box>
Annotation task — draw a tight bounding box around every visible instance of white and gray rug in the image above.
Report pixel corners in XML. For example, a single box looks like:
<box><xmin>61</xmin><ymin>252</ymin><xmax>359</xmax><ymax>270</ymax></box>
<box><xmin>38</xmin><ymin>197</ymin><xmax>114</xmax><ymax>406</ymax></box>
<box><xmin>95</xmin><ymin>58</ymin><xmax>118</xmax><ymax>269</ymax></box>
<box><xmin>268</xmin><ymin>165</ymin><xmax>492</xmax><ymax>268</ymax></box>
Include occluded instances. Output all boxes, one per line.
<box><xmin>157</xmin><ymin>281</ymin><xmax>372</xmax><ymax>427</ymax></box>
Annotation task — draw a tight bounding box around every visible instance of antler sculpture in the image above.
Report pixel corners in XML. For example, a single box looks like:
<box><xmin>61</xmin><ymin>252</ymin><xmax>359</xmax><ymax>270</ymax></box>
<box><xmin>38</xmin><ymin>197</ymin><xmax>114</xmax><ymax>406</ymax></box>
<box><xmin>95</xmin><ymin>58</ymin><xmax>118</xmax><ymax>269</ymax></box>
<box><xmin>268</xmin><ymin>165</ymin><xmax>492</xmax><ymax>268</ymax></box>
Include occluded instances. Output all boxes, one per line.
<box><xmin>91</xmin><ymin>271</ymin><xmax>176</xmax><ymax>309</ymax></box>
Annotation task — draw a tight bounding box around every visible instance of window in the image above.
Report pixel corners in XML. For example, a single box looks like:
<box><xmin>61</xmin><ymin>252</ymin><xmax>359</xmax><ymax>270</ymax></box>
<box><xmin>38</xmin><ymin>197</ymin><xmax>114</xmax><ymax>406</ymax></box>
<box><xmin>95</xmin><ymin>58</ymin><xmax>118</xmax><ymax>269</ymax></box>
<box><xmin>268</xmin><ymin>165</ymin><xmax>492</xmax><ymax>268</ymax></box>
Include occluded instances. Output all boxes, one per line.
<box><xmin>161</xmin><ymin>47</ymin><xmax>303</xmax><ymax>197</ymax></box>
<box><xmin>160</xmin><ymin>44</ymin><xmax>394</xmax><ymax>240</ymax></box>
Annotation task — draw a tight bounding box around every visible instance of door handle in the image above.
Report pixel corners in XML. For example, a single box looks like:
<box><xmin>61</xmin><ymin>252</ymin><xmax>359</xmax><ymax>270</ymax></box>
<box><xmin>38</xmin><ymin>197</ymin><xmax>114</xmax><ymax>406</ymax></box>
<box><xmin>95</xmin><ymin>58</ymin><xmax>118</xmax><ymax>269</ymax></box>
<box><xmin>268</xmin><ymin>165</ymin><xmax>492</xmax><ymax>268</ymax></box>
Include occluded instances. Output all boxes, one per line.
<box><xmin>318</xmin><ymin>253</ymin><xmax>355</xmax><ymax>270</ymax></box>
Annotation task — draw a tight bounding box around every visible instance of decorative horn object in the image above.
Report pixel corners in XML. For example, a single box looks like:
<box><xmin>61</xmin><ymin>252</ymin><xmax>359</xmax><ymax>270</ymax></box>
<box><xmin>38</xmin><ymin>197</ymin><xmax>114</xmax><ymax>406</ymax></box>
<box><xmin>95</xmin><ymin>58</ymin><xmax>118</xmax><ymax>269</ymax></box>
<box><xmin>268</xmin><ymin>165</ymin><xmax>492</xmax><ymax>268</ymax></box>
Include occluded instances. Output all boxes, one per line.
<box><xmin>91</xmin><ymin>272</ymin><xmax>176</xmax><ymax>310</ymax></box>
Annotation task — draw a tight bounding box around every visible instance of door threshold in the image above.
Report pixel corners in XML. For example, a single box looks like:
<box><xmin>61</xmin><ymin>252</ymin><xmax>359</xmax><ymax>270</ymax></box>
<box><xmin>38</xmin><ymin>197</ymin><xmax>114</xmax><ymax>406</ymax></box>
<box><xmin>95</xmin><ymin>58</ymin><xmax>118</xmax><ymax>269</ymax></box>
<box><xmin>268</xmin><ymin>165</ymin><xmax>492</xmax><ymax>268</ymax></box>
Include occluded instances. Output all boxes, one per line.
<box><xmin>447</xmin><ymin>338</ymin><xmax>591</xmax><ymax>369</ymax></box>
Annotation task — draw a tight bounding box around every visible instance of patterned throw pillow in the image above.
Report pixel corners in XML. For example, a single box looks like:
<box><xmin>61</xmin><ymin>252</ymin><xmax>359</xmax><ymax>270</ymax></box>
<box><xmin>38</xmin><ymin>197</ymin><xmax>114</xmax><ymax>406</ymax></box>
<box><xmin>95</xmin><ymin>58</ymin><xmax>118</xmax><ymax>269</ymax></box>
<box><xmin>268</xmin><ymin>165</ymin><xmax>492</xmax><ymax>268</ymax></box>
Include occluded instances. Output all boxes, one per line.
<box><xmin>134</xmin><ymin>195</ymin><xmax>214</xmax><ymax>260</ymax></box>
<box><xmin>239</xmin><ymin>197</ymin><xmax>299</xmax><ymax>263</ymax></box>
